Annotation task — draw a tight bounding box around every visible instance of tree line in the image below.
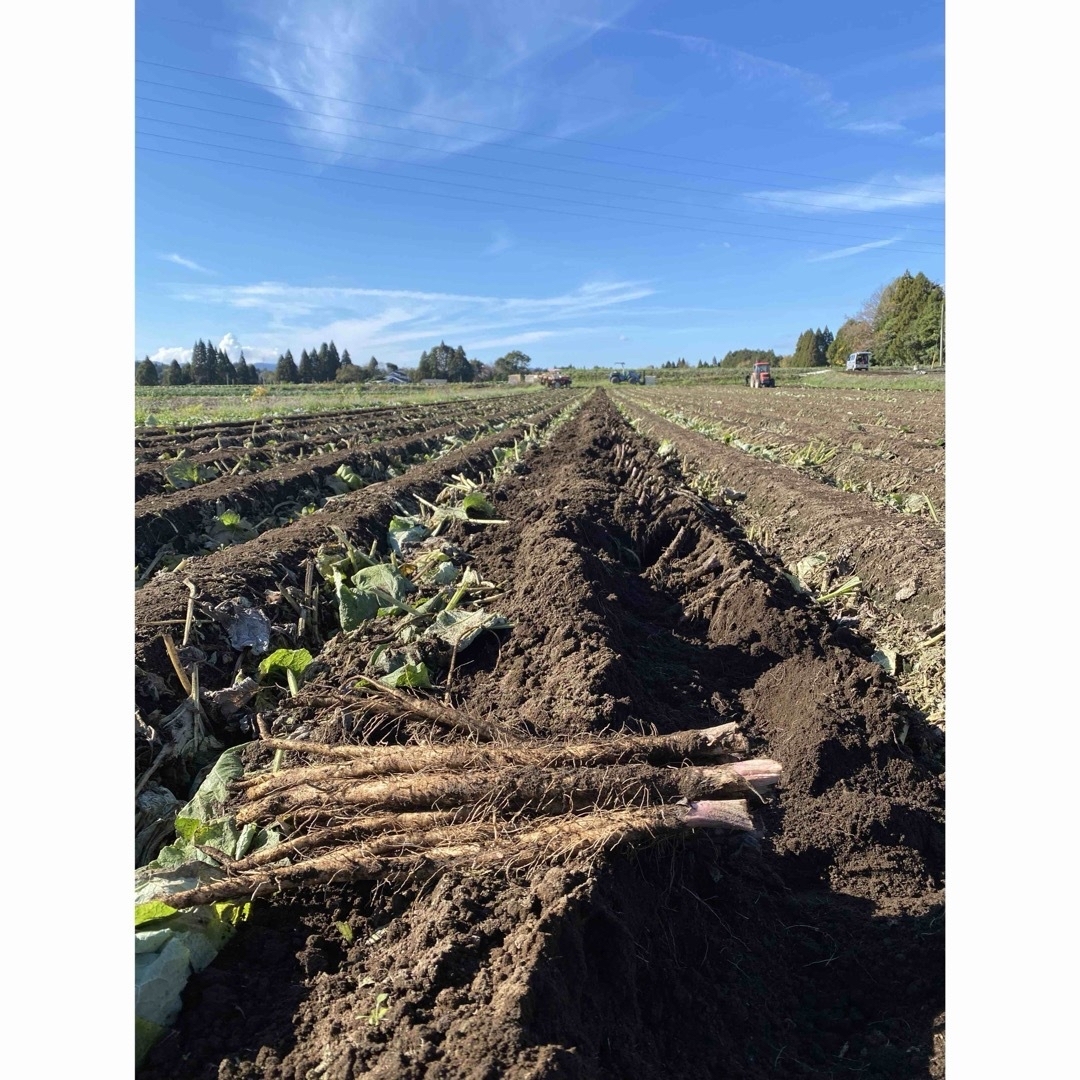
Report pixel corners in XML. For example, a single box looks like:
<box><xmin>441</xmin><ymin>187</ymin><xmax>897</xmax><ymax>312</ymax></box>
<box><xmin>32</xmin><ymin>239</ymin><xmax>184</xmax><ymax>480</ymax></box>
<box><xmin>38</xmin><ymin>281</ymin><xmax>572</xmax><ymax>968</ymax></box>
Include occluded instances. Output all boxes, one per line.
<box><xmin>137</xmin><ymin>339</ymin><xmax>538</xmax><ymax>386</ymax></box>
<box><xmin>827</xmin><ymin>270</ymin><xmax>944</xmax><ymax>367</ymax></box>
<box><xmin>705</xmin><ymin>270</ymin><xmax>945</xmax><ymax>371</ymax></box>
<box><xmin>135</xmin><ymin>339</ymin><xmax>265</xmax><ymax>386</ymax></box>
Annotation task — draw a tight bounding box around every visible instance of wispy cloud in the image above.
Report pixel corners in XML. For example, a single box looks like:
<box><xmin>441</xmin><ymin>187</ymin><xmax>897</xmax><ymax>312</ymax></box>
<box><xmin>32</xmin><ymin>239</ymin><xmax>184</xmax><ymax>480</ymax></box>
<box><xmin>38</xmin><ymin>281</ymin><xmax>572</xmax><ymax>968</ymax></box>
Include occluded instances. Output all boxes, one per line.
<box><xmin>483</xmin><ymin>228</ymin><xmax>514</xmax><ymax>256</ymax></box>
<box><xmin>646</xmin><ymin>29</ymin><xmax>847</xmax><ymax>120</ymax></box>
<box><xmin>747</xmin><ymin>173</ymin><xmax>944</xmax><ymax>214</ymax></box>
<box><xmin>235</xmin><ymin>1</ymin><xmax>638</xmax><ymax>165</ymax></box>
<box><xmin>808</xmin><ymin>238</ymin><xmax>897</xmax><ymax>262</ymax></box>
<box><xmin>841</xmin><ymin>120</ymin><xmax>907</xmax><ymax>135</ymax></box>
<box><xmin>913</xmin><ymin>131</ymin><xmax>945</xmax><ymax>148</ymax></box>
<box><xmin>168</xmin><ymin>277</ymin><xmax>656</xmax><ymax>364</ymax></box>
<box><xmin>161</xmin><ymin>253</ymin><xmax>214</xmax><ymax>273</ymax></box>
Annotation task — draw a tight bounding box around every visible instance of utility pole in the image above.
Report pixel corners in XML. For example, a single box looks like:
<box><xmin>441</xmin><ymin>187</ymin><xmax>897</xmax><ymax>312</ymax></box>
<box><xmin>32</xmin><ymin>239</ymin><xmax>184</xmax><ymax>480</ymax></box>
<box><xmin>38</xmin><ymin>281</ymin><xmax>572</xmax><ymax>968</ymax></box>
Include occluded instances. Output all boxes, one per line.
<box><xmin>938</xmin><ymin>295</ymin><xmax>945</xmax><ymax>368</ymax></box>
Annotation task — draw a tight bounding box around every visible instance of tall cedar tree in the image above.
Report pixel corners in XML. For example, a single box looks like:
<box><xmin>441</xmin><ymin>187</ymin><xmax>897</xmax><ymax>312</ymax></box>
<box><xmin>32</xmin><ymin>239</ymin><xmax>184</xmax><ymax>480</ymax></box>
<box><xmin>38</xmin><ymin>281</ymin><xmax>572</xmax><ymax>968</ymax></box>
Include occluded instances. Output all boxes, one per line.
<box><xmin>136</xmin><ymin>357</ymin><xmax>159</xmax><ymax>385</ymax></box>
<box><xmin>190</xmin><ymin>340</ymin><xmax>214</xmax><ymax>384</ymax></box>
<box><xmin>276</xmin><ymin>350</ymin><xmax>299</xmax><ymax>384</ymax></box>
<box><xmin>788</xmin><ymin>330</ymin><xmax>817</xmax><ymax>367</ymax></box>
<box><xmin>324</xmin><ymin>341</ymin><xmax>341</xmax><ymax>381</ymax></box>
<box><xmin>217</xmin><ymin>349</ymin><xmax>237</xmax><ymax>385</ymax></box>
<box><xmin>298</xmin><ymin>350</ymin><xmax>316</xmax><ymax>384</ymax></box>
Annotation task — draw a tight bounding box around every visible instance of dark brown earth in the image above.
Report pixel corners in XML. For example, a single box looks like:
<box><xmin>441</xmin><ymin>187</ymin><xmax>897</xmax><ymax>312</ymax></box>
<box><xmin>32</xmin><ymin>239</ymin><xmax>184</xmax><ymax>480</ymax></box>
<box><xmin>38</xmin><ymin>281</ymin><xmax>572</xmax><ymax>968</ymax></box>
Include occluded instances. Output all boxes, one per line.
<box><xmin>625</xmin><ymin>384</ymin><xmax>945</xmax><ymax>522</ymax></box>
<box><xmin>138</xmin><ymin>389</ymin><xmax>944</xmax><ymax>1080</ymax></box>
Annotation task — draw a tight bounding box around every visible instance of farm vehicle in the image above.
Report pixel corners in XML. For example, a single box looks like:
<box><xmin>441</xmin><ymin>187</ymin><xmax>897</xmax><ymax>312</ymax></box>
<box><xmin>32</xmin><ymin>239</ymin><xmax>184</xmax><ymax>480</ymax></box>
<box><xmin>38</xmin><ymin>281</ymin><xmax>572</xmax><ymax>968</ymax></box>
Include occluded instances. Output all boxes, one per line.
<box><xmin>537</xmin><ymin>370</ymin><xmax>572</xmax><ymax>388</ymax></box>
<box><xmin>745</xmin><ymin>361</ymin><xmax>775</xmax><ymax>388</ymax></box>
<box><xmin>609</xmin><ymin>370</ymin><xmax>641</xmax><ymax>385</ymax></box>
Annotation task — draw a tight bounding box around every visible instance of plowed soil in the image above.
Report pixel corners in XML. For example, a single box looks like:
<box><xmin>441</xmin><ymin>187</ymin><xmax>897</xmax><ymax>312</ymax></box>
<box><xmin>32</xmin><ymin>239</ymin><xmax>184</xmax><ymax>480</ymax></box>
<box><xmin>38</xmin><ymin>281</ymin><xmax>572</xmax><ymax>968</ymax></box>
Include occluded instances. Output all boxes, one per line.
<box><xmin>138</xmin><ymin>389</ymin><xmax>944</xmax><ymax>1080</ymax></box>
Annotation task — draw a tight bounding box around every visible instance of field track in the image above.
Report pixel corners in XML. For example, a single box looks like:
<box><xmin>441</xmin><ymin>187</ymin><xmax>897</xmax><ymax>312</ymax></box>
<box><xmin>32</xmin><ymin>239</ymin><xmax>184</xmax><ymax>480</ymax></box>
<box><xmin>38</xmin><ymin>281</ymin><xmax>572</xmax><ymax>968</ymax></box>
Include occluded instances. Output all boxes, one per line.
<box><xmin>136</xmin><ymin>388</ymin><xmax>944</xmax><ymax>1080</ymax></box>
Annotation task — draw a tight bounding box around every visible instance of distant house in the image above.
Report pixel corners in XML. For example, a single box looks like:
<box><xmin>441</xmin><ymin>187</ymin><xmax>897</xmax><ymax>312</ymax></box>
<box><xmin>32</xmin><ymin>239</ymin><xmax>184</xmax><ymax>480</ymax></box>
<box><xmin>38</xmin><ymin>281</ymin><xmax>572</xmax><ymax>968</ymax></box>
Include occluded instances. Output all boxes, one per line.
<box><xmin>381</xmin><ymin>370</ymin><xmax>409</xmax><ymax>385</ymax></box>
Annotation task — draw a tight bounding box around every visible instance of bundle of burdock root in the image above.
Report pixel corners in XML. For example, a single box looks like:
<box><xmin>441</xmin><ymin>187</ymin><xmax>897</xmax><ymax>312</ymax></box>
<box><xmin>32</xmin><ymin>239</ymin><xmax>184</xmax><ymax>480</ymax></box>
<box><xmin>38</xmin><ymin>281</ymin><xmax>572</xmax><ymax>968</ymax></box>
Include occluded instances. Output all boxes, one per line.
<box><xmin>156</xmin><ymin>717</ymin><xmax>781</xmax><ymax>909</ymax></box>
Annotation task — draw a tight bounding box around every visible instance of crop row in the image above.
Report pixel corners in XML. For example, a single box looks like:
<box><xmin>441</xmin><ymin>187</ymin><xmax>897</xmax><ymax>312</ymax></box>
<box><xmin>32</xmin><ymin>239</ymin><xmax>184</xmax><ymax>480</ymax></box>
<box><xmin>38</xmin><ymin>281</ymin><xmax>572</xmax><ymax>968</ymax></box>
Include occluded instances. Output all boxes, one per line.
<box><xmin>136</xmin><ymin>393</ymin><xmax>585</xmax><ymax>576</ymax></box>
<box><xmin>135</xmin><ymin>394</ymin><xmax>553</xmax><ymax>500</ymax></box>
<box><xmin>136</xmin><ymin>389</ymin><xmax>943</xmax><ymax>1080</ymax></box>
<box><xmin>636</xmin><ymin>383</ymin><xmax>945</xmax><ymax>446</ymax></box>
<box><xmin>621</xmin><ymin>388</ymin><xmax>945</xmax><ymax>524</ymax></box>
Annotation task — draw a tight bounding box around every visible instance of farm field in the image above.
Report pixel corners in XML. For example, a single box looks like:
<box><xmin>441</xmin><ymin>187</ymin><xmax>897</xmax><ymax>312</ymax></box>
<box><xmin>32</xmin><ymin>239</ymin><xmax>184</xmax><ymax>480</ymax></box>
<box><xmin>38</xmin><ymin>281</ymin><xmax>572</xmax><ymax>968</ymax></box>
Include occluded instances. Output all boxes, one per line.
<box><xmin>135</xmin><ymin>386</ymin><xmax>944</xmax><ymax>1079</ymax></box>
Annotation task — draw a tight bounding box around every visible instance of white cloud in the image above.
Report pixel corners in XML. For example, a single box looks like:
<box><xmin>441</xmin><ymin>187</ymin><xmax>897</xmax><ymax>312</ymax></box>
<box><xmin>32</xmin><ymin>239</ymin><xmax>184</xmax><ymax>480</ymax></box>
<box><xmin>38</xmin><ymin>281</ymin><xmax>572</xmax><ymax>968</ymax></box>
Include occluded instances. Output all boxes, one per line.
<box><xmin>147</xmin><ymin>346</ymin><xmax>192</xmax><ymax>366</ymax></box>
<box><xmin>807</xmin><ymin>238</ymin><xmax>897</xmax><ymax>262</ymax></box>
<box><xmin>216</xmin><ymin>332</ymin><xmax>280</xmax><ymax>365</ymax></box>
<box><xmin>841</xmin><ymin>120</ymin><xmax>907</xmax><ymax>135</ymax></box>
<box><xmin>236</xmin><ymin>1</ymin><xmax>638</xmax><ymax>166</ymax></box>
<box><xmin>167</xmin><ymin>277</ymin><xmax>655</xmax><ymax>365</ymax></box>
<box><xmin>747</xmin><ymin>173</ymin><xmax>944</xmax><ymax>215</ymax></box>
<box><xmin>161</xmin><ymin>253</ymin><xmax>214</xmax><ymax>273</ymax></box>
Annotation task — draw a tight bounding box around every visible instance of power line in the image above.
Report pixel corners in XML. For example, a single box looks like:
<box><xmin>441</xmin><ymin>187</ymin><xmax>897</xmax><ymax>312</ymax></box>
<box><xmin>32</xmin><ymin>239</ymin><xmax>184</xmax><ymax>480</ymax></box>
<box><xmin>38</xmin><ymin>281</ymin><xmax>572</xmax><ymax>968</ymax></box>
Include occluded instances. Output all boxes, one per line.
<box><xmin>136</xmin><ymin>79</ymin><xmax>944</xmax><ymax>226</ymax></box>
<box><xmin>136</xmin><ymin>92</ymin><xmax>944</xmax><ymax>236</ymax></box>
<box><xmin>136</xmin><ymin>60</ymin><xmax>945</xmax><ymax>200</ymax></box>
<box><xmin>138</xmin><ymin>143</ymin><xmax>946</xmax><ymax>258</ymax></box>
<box><xmin>137</xmin><ymin>117</ymin><xmax>943</xmax><ymax>250</ymax></box>
<box><xmin>144</xmin><ymin>12</ymin><xmax>939</xmax><ymax>152</ymax></box>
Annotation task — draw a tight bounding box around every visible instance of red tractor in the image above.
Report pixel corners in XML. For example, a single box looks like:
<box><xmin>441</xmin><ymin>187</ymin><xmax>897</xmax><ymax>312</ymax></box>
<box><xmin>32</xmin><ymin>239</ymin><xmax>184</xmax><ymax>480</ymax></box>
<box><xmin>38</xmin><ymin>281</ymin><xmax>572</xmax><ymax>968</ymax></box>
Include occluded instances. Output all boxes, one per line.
<box><xmin>538</xmin><ymin>370</ymin><xmax>572</xmax><ymax>388</ymax></box>
<box><xmin>747</xmin><ymin>361</ymin><xmax>775</xmax><ymax>388</ymax></box>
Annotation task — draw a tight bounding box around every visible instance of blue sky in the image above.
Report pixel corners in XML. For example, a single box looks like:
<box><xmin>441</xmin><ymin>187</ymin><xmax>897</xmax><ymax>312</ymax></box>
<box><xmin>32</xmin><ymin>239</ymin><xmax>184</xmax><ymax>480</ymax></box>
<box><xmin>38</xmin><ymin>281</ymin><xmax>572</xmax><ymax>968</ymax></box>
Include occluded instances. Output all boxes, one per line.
<box><xmin>136</xmin><ymin>0</ymin><xmax>944</xmax><ymax>369</ymax></box>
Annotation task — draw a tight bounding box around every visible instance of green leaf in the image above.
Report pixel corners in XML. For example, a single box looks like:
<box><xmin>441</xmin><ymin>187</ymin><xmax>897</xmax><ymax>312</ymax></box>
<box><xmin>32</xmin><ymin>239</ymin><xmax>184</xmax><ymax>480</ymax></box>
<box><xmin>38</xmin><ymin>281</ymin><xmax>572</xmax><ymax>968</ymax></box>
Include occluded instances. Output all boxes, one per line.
<box><xmin>351</xmin><ymin>564</ymin><xmax>416</xmax><ymax>601</ymax></box>
<box><xmin>258</xmin><ymin>648</ymin><xmax>314</xmax><ymax>678</ymax></box>
<box><xmin>379</xmin><ymin>663</ymin><xmax>433</xmax><ymax>689</ymax></box>
<box><xmin>335</xmin><ymin>921</ymin><xmax>354</xmax><ymax>943</ymax></box>
<box><xmin>135</xmin><ymin>901</ymin><xmax>178</xmax><ymax>927</ymax></box>
<box><xmin>334</xmin><ymin>570</ymin><xmax>380</xmax><ymax>630</ymax></box>
<box><xmin>461</xmin><ymin>492</ymin><xmax>497</xmax><ymax>519</ymax></box>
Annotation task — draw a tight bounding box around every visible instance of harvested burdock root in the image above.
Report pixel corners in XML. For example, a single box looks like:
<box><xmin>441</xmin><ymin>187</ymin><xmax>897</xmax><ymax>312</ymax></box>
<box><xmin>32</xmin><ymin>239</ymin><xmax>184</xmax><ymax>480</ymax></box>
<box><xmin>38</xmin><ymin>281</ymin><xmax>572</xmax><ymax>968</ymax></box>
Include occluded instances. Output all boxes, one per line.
<box><xmin>160</xmin><ymin>799</ymin><xmax>757</xmax><ymax>908</ymax></box>
<box><xmin>237</xmin><ymin>723</ymin><xmax>751</xmax><ymax>799</ymax></box>
<box><xmin>152</xmin><ymin>723</ymin><xmax>780</xmax><ymax>909</ymax></box>
<box><xmin>233</xmin><ymin>759</ymin><xmax>779</xmax><ymax>825</ymax></box>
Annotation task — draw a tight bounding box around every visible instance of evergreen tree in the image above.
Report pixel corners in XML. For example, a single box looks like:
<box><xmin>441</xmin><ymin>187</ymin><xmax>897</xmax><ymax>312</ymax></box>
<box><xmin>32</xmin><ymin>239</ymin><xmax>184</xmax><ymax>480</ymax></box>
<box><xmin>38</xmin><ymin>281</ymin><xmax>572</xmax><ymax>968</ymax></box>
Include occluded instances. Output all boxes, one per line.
<box><xmin>340</xmin><ymin>348</ymin><xmax>352</xmax><ymax>367</ymax></box>
<box><xmin>789</xmin><ymin>330</ymin><xmax>818</xmax><ymax>367</ymax></box>
<box><xmin>276</xmin><ymin>350</ymin><xmax>299</xmax><ymax>384</ymax></box>
<box><xmin>447</xmin><ymin>345</ymin><xmax>472</xmax><ymax>382</ymax></box>
<box><xmin>367</xmin><ymin>356</ymin><xmax>379</xmax><ymax>375</ymax></box>
<box><xmin>873</xmin><ymin>271</ymin><xmax>944</xmax><ymax>366</ymax></box>
<box><xmin>180</xmin><ymin>362</ymin><xmax>194</xmax><ymax>384</ymax></box>
<box><xmin>234</xmin><ymin>356</ymin><xmax>251</xmax><ymax>385</ymax></box>
<box><xmin>165</xmin><ymin>359</ymin><xmax>184</xmax><ymax>385</ymax></box>
<box><xmin>217</xmin><ymin>349</ymin><xmax>237</xmax><ymax>385</ymax></box>
<box><xmin>190</xmin><ymin>339</ymin><xmax>215</xmax><ymax>384</ymax></box>
<box><xmin>812</xmin><ymin>327</ymin><xmax>833</xmax><ymax>367</ymax></box>
<box><xmin>298</xmin><ymin>349</ymin><xmax>316</xmax><ymax>384</ymax></box>
<box><xmin>136</xmin><ymin>357</ymin><xmax>159</xmax><ymax>385</ymax></box>
<box><xmin>325</xmin><ymin>341</ymin><xmax>341</xmax><ymax>382</ymax></box>
<box><xmin>316</xmin><ymin>342</ymin><xmax>331</xmax><ymax>382</ymax></box>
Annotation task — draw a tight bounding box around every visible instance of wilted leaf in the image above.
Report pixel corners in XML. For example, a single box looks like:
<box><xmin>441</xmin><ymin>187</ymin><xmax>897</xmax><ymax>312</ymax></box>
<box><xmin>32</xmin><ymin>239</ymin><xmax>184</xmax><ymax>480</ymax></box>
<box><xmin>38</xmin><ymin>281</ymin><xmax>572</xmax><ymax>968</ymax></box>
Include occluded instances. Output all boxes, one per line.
<box><xmin>426</xmin><ymin>609</ymin><xmax>512</xmax><ymax>650</ymax></box>
<box><xmin>388</xmin><ymin>515</ymin><xmax>430</xmax><ymax>556</ymax></box>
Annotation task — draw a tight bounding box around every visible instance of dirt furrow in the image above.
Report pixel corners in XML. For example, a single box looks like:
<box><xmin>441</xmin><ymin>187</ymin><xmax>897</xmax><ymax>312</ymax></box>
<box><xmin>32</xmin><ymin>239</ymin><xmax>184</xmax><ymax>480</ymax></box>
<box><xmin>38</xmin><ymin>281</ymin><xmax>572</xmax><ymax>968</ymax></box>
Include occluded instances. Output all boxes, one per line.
<box><xmin>139</xmin><ymin>389</ymin><xmax>943</xmax><ymax>1080</ymax></box>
